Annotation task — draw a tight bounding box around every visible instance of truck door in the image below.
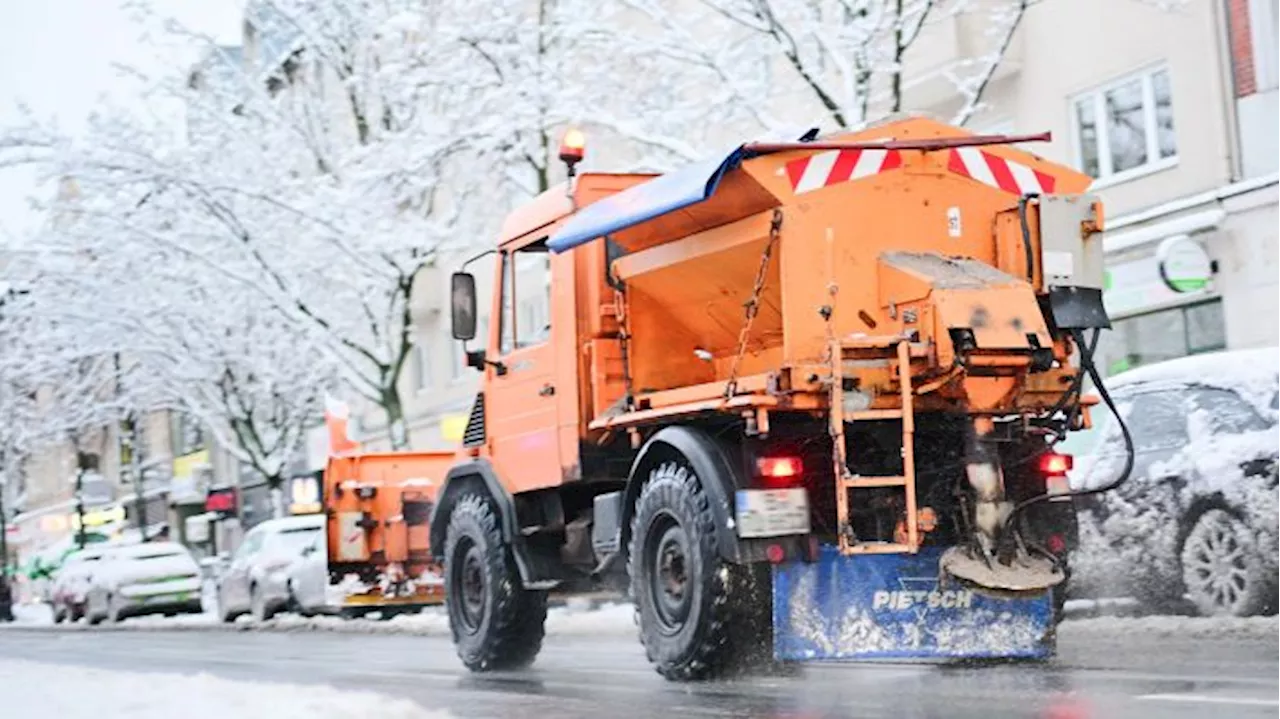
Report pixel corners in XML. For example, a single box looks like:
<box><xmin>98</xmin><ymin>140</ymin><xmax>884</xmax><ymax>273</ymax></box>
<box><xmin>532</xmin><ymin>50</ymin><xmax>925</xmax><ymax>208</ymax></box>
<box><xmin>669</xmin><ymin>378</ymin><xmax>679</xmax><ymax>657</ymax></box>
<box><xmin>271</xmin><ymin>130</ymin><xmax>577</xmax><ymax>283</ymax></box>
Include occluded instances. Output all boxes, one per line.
<box><xmin>485</xmin><ymin>237</ymin><xmax>560</xmax><ymax>492</ymax></box>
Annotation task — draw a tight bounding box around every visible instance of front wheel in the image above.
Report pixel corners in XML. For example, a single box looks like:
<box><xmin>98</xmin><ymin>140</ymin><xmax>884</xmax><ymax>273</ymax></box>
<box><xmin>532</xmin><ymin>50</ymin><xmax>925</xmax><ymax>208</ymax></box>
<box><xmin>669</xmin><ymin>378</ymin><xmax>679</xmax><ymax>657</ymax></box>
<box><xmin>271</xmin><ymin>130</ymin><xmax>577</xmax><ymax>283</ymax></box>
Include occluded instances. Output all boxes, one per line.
<box><xmin>1180</xmin><ymin>508</ymin><xmax>1275</xmax><ymax>617</ymax></box>
<box><xmin>443</xmin><ymin>493</ymin><xmax>548</xmax><ymax>671</ymax></box>
<box><xmin>629</xmin><ymin>459</ymin><xmax>767</xmax><ymax>681</ymax></box>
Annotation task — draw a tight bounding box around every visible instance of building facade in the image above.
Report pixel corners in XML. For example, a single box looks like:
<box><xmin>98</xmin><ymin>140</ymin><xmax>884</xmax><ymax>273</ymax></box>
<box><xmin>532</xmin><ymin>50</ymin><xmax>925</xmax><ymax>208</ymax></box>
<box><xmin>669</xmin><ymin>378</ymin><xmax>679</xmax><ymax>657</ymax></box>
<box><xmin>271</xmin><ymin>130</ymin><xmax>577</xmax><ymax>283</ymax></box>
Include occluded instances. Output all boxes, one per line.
<box><xmin>904</xmin><ymin>0</ymin><xmax>1278</xmax><ymax>377</ymax></box>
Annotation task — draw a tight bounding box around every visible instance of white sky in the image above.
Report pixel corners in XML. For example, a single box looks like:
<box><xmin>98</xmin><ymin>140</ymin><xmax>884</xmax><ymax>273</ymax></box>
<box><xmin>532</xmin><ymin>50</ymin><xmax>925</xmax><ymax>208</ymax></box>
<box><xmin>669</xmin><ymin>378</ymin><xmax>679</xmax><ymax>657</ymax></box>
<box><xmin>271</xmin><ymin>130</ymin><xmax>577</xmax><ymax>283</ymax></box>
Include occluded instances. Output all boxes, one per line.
<box><xmin>0</xmin><ymin>1</ymin><xmax>243</xmax><ymax>238</ymax></box>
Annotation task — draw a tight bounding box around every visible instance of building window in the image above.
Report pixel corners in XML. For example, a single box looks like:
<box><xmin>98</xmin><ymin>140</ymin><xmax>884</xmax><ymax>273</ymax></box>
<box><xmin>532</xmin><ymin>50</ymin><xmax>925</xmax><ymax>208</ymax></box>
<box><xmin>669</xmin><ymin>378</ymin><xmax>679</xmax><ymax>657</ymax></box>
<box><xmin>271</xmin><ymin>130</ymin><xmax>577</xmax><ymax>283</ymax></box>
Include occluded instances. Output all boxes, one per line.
<box><xmin>170</xmin><ymin>413</ymin><xmax>206</xmax><ymax>457</ymax></box>
<box><xmin>1250</xmin><ymin>0</ymin><xmax>1279</xmax><ymax>92</ymax></box>
<box><xmin>412</xmin><ymin>341</ymin><xmax>433</xmax><ymax>393</ymax></box>
<box><xmin>1096</xmin><ymin>299</ymin><xmax>1226</xmax><ymax>377</ymax></box>
<box><xmin>1072</xmin><ymin>66</ymin><xmax>1177</xmax><ymax>182</ymax></box>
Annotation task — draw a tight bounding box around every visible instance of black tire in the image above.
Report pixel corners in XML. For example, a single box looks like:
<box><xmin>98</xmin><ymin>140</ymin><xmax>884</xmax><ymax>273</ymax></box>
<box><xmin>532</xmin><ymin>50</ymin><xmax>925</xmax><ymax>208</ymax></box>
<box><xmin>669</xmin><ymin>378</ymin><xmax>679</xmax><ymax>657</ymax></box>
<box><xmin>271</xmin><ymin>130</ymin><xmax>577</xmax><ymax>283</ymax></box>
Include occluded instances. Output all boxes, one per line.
<box><xmin>53</xmin><ymin>604</ymin><xmax>65</xmax><ymax>624</ymax></box>
<box><xmin>250</xmin><ymin>583</ymin><xmax>276</xmax><ymax>622</ymax></box>
<box><xmin>218</xmin><ymin>585</ymin><xmax>239</xmax><ymax>624</ymax></box>
<box><xmin>628</xmin><ymin>458</ymin><xmax>766</xmax><ymax>681</ymax></box>
<box><xmin>443</xmin><ymin>493</ymin><xmax>548</xmax><ymax>671</ymax></box>
<box><xmin>106</xmin><ymin>595</ymin><xmax>124</xmax><ymax>624</ymax></box>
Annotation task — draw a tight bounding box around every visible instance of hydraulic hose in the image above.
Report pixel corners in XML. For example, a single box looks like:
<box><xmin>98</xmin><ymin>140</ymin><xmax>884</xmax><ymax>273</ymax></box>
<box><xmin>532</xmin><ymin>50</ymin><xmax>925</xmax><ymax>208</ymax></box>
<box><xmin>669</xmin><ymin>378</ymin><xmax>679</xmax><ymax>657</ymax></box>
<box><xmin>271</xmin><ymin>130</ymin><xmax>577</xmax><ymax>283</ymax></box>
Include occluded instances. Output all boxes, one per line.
<box><xmin>1001</xmin><ymin>327</ymin><xmax>1136</xmax><ymax>531</ymax></box>
<box><xmin>1018</xmin><ymin>193</ymin><xmax>1040</xmax><ymax>283</ymax></box>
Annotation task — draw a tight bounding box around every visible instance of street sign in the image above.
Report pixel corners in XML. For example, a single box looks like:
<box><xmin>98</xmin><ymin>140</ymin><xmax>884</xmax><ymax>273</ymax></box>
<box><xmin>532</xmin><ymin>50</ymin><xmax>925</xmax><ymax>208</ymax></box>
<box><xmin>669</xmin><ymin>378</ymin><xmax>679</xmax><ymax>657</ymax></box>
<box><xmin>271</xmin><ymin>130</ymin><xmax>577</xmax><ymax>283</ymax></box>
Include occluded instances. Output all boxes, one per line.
<box><xmin>205</xmin><ymin>487</ymin><xmax>238</xmax><ymax>517</ymax></box>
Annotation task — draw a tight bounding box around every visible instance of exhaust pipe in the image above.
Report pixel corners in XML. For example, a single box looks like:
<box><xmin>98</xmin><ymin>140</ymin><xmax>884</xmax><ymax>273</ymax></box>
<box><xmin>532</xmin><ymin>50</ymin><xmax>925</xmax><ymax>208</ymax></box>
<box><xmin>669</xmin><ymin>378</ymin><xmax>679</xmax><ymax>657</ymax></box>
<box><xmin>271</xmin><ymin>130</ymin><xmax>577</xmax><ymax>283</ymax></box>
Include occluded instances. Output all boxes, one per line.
<box><xmin>940</xmin><ymin>417</ymin><xmax>1065</xmax><ymax>593</ymax></box>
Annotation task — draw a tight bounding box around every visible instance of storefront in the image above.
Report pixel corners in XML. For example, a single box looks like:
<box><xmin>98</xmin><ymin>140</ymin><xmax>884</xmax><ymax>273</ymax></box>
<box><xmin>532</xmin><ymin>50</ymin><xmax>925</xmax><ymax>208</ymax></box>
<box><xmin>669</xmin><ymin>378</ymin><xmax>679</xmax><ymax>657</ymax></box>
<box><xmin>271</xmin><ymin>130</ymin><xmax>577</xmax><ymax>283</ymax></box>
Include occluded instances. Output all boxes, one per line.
<box><xmin>170</xmin><ymin>450</ymin><xmax>212</xmax><ymax>548</ymax></box>
<box><xmin>1095</xmin><ymin>212</ymin><xmax>1223</xmax><ymax>378</ymax></box>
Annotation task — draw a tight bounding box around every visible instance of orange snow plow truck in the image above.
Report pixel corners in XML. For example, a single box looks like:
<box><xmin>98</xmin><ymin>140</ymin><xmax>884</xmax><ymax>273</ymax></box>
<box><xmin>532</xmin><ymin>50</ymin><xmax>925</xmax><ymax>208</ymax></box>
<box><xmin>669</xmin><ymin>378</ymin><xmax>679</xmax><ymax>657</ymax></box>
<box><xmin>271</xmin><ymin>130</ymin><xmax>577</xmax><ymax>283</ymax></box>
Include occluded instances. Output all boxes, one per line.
<box><xmin>322</xmin><ymin>450</ymin><xmax>453</xmax><ymax>616</ymax></box>
<box><xmin>345</xmin><ymin>116</ymin><xmax>1131</xmax><ymax>678</ymax></box>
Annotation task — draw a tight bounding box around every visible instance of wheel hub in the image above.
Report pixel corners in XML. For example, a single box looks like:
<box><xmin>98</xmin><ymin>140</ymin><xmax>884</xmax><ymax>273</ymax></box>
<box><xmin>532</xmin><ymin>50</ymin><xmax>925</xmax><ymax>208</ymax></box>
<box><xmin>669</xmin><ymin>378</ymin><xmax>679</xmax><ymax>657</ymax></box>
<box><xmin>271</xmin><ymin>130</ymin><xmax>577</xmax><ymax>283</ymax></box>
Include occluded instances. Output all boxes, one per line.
<box><xmin>455</xmin><ymin>542</ymin><xmax>483</xmax><ymax>626</ymax></box>
<box><xmin>647</xmin><ymin>518</ymin><xmax>693</xmax><ymax>632</ymax></box>
<box><xmin>1185</xmin><ymin>513</ymin><xmax>1250</xmax><ymax>612</ymax></box>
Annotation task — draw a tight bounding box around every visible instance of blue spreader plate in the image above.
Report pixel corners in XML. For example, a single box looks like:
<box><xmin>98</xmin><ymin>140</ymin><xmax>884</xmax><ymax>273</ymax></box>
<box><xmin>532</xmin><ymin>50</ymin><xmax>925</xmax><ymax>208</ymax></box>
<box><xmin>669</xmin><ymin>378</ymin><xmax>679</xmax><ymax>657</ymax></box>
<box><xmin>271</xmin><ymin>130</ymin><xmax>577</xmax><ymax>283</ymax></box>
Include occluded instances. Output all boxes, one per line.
<box><xmin>772</xmin><ymin>545</ymin><xmax>1054</xmax><ymax>661</ymax></box>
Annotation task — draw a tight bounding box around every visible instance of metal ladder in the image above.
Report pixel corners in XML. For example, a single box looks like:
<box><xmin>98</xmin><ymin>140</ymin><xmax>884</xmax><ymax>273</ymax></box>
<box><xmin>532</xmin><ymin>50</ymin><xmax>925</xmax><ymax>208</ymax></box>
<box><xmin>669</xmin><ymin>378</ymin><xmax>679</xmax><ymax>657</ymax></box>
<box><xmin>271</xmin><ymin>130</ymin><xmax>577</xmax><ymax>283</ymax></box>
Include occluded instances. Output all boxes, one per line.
<box><xmin>829</xmin><ymin>336</ymin><xmax>920</xmax><ymax>555</ymax></box>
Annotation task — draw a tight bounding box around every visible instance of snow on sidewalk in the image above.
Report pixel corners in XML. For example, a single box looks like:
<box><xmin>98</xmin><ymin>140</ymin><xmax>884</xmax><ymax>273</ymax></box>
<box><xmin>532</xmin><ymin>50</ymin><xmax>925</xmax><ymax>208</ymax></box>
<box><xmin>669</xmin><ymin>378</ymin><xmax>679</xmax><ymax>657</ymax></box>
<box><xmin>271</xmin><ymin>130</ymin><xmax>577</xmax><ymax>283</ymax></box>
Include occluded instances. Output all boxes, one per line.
<box><xmin>0</xmin><ymin>659</ymin><xmax>449</xmax><ymax>719</ymax></box>
<box><xmin>1060</xmin><ymin>614</ymin><xmax>1279</xmax><ymax>641</ymax></box>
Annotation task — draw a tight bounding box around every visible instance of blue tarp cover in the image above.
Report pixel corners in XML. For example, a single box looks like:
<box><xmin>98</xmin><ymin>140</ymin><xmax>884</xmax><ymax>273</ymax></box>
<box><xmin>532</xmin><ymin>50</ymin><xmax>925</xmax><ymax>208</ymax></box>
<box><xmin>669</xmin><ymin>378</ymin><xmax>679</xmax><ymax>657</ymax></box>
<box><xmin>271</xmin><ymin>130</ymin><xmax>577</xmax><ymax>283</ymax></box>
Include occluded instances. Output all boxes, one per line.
<box><xmin>547</xmin><ymin>145</ymin><xmax>749</xmax><ymax>253</ymax></box>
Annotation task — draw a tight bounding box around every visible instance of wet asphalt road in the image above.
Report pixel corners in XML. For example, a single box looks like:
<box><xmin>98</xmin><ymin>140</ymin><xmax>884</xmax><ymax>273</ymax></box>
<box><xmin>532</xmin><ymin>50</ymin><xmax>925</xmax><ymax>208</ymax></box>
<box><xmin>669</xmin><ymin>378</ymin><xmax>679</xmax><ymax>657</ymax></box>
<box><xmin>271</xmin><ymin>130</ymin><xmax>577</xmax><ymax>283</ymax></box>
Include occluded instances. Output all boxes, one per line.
<box><xmin>1</xmin><ymin>621</ymin><xmax>1276</xmax><ymax>718</ymax></box>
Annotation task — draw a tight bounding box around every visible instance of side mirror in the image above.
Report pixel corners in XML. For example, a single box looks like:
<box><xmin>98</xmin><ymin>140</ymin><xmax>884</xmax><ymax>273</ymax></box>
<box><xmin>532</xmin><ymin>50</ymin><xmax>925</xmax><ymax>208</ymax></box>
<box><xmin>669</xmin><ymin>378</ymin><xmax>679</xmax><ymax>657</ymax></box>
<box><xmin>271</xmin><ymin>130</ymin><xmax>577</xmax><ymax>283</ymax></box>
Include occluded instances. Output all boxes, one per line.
<box><xmin>450</xmin><ymin>272</ymin><xmax>477</xmax><ymax>341</ymax></box>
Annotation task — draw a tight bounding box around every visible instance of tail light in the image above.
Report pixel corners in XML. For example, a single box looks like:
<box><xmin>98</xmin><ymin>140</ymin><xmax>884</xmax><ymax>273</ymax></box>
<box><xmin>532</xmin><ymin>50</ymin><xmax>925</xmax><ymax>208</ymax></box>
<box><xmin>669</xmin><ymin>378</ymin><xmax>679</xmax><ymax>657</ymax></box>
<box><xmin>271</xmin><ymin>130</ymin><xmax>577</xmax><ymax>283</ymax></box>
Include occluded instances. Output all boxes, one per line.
<box><xmin>1039</xmin><ymin>453</ymin><xmax>1073</xmax><ymax>476</ymax></box>
<box><xmin>756</xmin><ymin>456</ymin><xmax>803</xmax><ymax>488</ymax></box>
<box><xmin>1041</xmin><ymin>452</ymin><xmax>1073</xmax><ymax>499</ymax></box>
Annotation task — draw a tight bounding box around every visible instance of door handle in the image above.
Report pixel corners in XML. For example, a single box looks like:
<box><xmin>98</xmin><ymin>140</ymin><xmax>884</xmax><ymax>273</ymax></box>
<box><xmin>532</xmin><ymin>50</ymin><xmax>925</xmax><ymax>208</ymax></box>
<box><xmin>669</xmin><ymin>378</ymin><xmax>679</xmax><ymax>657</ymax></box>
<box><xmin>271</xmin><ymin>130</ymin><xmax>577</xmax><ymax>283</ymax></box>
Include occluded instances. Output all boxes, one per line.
<box><xmin>539</xmin><ymin>383</ymin><xmax>555</xmax><ymax>397</ymax></box>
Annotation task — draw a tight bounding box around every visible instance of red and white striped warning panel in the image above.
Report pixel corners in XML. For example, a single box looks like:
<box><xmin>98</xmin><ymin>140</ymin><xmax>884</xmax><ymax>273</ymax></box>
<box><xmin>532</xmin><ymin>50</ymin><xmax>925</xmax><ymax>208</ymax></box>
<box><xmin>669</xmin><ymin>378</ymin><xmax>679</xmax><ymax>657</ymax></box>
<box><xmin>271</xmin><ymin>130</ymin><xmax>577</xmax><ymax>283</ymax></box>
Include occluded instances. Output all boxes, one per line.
<box><xmin>947</xmin><ymin>147</ymin><xmax>1056</xmax><ymax>195</ymax></box>
<box><xmin>785</xmin><ymin>148</ymin><xmax>903</xmax><ymax>195</ymax></box>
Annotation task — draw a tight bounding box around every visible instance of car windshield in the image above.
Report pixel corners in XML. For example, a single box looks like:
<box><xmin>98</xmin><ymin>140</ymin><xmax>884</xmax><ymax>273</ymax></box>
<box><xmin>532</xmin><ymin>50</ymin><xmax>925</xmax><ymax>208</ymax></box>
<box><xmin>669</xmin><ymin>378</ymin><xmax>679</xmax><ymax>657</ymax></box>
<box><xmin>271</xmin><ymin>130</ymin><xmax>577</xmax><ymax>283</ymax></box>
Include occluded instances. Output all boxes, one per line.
<box><xmin>274</xmin><ymin>527</ymin><xmax>321</xmax><ymax>555</ymax></box>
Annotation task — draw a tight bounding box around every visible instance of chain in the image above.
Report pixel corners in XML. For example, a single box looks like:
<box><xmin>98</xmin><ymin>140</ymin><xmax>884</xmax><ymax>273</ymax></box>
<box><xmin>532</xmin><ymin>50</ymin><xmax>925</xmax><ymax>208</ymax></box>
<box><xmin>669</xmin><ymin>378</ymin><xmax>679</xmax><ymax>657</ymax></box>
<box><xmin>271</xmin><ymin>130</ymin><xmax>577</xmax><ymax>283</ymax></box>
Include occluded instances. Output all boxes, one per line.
<box><xmin>615</xmin><ymin>287</ymin><xmax>636</xmax><ymax>411</ymax></box>
<box><xmin>724</xmin><ymin>209</ymin><xmax>783</xmax><ymax>400</ymax></box>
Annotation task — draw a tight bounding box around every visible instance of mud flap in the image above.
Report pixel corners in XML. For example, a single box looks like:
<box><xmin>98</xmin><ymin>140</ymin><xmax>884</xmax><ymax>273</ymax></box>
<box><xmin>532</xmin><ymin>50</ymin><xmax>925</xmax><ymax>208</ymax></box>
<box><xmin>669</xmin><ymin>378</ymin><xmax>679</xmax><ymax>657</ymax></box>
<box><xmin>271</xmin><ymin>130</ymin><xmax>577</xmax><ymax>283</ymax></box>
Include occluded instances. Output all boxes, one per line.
<box><xmin>772</xmin><ymin>545</ymin><xmax>1054</xmax><ymax>661</ymax></box>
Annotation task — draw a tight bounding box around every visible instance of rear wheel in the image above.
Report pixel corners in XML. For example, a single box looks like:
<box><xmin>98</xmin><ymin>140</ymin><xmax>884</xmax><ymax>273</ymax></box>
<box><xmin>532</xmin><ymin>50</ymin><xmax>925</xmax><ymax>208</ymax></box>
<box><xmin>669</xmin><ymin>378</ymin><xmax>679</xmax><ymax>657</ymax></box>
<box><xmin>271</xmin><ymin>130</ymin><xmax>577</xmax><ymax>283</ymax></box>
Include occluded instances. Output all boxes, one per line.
<box><xmin>444</xmin><ymin>493</ymin><xmax>548</xmax><ymax>671</ymax></box>
<box><xmin>218</xmin><ymin>585</ymin><xmax>240</xmax><ymax>624</ymax></box>
<box><xmin>250</xmin><ymin>583</ymin><xmax>275</xmax><ymax>622</ymax></box>
<box><xmin>107</xmin><ymin>595</ymin><xmax>124</xmax><ymax>624</ymax></box>
<box><xmin>1180</xmin><ymin>509</ymin><xmax>1275</xmax><ymax>617</ymax></box>
<box><xmin>629</xmin><ymin>458</ymin><xmax>767</xmax><ymax>680</ymax></box>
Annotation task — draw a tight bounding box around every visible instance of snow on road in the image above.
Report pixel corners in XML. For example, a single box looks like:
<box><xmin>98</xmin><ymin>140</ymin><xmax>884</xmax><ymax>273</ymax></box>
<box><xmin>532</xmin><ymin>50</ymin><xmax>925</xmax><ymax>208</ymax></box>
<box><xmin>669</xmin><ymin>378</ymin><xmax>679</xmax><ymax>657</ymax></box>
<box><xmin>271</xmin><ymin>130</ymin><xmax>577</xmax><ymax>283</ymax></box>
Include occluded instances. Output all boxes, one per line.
<box><xmin>0</xmin><ymin>658</ymin><xmax>450</xmax><ymax>719</ymax></box>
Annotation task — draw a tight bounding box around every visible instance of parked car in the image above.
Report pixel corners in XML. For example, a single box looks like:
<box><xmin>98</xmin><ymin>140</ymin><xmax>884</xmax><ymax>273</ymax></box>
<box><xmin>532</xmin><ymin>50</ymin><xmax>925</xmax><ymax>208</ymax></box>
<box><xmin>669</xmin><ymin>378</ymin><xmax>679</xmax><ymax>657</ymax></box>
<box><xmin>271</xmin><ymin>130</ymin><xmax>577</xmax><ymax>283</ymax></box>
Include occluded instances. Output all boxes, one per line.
<box><xmin>217</xmin><ymin>514</ymin><xmax>325</xmax><ymax>622</ymax></box>
<box><xmin>83</xmin><ymin>542</ymin><xmax>204</xmax><ymax>624</ymax></box>
<box><xmin>49</xmin><ymin>546</ymin><xmax>110</xmax><ymax>623</ymax></box>
<box><xmin>283</xmin><ymin>527</ymin><xmax>333</xmax><ymax>616</ymax></box>
<box><xmin>1064</xmin><ymin>347</ymin><xmax>1279</xmax><ymax>617</ymax></box>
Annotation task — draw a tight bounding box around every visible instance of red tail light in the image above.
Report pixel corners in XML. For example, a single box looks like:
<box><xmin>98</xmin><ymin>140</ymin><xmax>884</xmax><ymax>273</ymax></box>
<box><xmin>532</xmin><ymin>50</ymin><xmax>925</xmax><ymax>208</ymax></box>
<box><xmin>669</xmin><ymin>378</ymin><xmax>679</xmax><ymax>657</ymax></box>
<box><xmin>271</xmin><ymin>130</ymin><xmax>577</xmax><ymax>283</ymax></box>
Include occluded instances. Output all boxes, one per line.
<box><xmin>1039</xmin><ymin>453</ymin><xmax>1073</xmax><ymax>476</ymax></box>
<box><xmin>756</xmin><ymin>456</ymin><xmax>803</xmax><ymax>488</ymax></box>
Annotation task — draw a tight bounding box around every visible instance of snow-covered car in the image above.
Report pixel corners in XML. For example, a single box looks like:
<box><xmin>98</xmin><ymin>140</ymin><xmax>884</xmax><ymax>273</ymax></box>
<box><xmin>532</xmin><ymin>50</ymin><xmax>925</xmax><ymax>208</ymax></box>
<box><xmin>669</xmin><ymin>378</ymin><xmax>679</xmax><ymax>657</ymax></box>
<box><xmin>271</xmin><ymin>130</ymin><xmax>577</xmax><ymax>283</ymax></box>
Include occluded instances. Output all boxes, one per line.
<box><xmin>49</xmin><ymin>546</ymin><xmax>110</xmax><ymax>623</ymax></box>
<box><xmin>217</xmin><ymin>514</ymin><xmax>324</xmax><ymax>622</ymax></box>
<box><xmin>83</xmin><ymin>543</ymin><xmax>204</xmax><ymax>624</ymax></box>
<box><xmin>283</xmin><ymin>527</ymin><xmax>335</xmax><ymax>616</ymax></box>
<box><xmin>1063</xmin><ymin>347</ymin><xmax>1279</xmax><ymax>617</ymax></box>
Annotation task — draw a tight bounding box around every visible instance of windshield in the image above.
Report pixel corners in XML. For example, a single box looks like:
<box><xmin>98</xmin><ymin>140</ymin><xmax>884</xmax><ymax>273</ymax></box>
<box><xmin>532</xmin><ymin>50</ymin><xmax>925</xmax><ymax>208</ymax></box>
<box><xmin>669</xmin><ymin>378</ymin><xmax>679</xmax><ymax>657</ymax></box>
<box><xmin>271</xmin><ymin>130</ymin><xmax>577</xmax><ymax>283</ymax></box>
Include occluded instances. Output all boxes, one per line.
<box><xmin>273</xmin><ymin>528</ymin><xmax>321</xmax><ymax>555</ymax></box>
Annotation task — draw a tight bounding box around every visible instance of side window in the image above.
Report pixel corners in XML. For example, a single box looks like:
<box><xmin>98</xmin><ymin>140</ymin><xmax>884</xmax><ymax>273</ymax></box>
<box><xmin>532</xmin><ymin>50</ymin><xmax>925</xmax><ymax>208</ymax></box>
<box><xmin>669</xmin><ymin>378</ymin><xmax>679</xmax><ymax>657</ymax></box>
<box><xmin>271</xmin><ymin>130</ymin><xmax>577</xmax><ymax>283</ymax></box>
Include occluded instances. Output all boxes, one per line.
<box><xmin>1185</xmin><ymin>387</ymin><xmax>1269</xmax><ymax>435</ymax></box>
<box><xmin>498</xmin><ymin>240</ymin><xmax>552</xmax><ymax>355</ymax></box>
<box><xmin>236</xmin><ymin>531</ymin><xmax>264</xmax><ymax>560</ymax></box>
<box><xmin>1124</xmin><ymin>390</ymin><xmax>1186</xmax><ymax>452</ymax></box>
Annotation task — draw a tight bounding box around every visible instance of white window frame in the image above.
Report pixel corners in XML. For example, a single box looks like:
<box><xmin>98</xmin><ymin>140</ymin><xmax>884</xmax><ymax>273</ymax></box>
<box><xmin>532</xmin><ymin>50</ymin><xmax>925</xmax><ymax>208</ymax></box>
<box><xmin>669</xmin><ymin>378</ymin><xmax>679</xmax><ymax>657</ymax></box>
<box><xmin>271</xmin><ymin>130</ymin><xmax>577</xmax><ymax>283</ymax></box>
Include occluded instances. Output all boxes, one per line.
<box><xmin>1069</xmin><ymin>64</ymin><xmax>1178</xmax><ymax>189</ymax></box>
<box><xmin>1249</xmin><ymin>0</ymin><xmax>1279</xmax><ymax>92</ymax></box>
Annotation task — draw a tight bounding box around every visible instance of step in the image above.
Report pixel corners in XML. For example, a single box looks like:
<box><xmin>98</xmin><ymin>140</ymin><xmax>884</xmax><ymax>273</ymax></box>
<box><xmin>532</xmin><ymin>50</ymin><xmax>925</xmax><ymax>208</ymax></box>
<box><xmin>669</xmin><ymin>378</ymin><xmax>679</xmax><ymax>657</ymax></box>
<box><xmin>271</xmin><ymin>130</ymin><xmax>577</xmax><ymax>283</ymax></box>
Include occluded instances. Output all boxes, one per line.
<box><xmin>844</xmin><ymin>409</ymin><xmax>904</xmax><ymax>421</ymax></box>
<box><xmin>841</xmin><ymin>475</ymin><xmax>908</xmax><ymax>488</ymax></box>
<box><xmin>844</xmin><ymin>542</ymin><xmax>915</xmax><ymax>555</ymax></box>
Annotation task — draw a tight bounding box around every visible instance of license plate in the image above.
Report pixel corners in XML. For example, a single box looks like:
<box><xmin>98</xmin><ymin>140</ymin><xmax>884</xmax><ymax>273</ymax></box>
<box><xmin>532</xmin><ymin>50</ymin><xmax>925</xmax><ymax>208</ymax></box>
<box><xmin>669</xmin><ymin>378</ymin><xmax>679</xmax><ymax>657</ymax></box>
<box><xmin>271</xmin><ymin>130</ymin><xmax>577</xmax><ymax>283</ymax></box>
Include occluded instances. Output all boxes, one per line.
<box><xmin>735</xmin><ymin>488</ymin><xmax>811</xmax><ymax>538</ymax></box>
<box><xmin>147</xmin><ymin>592</ymin><xmax>190</xmax><ymax>604</ymax></box>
